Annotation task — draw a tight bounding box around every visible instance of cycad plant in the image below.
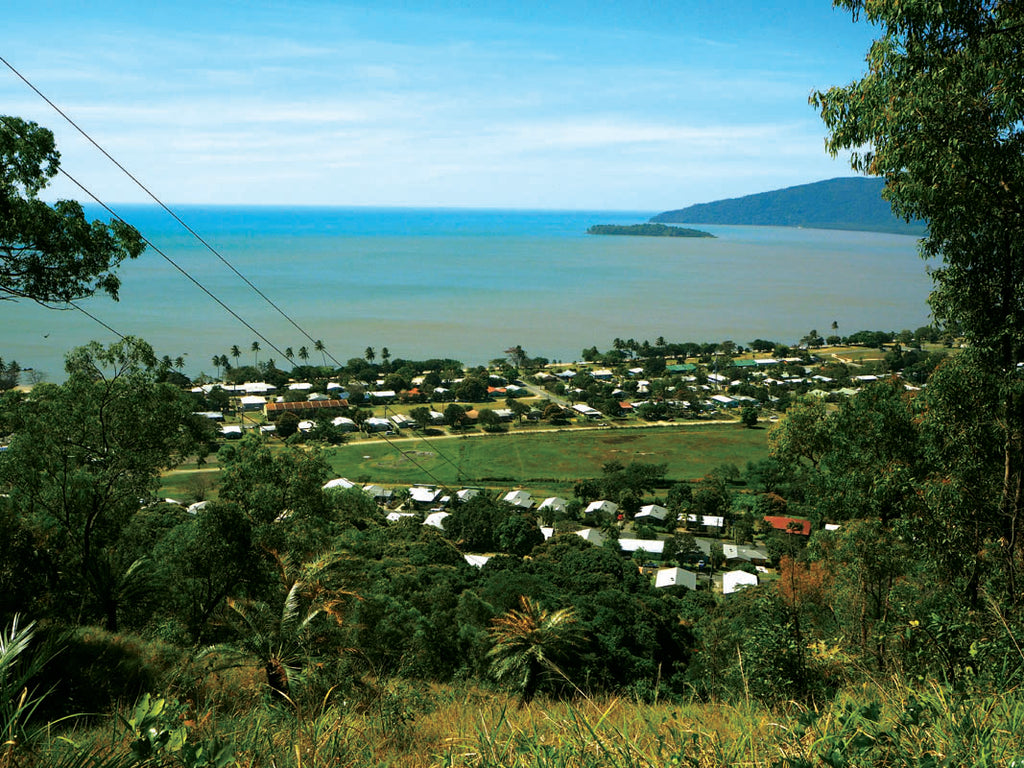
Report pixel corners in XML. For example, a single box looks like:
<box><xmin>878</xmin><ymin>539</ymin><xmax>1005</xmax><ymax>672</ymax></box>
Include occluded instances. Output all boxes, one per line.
<box><xmin>1</xmin><ymin>615</ymin><xmax>57</xmax><ymax>765</ymax></box>
<box><xmin>205</xmin><ymin>553</ymin><xmax>354</xmax><ymax>707</ymax></box>
<box><xmin>487</xmin><ymin>596</ymin><xmax>582</xmax><ymax>705</ymax></box>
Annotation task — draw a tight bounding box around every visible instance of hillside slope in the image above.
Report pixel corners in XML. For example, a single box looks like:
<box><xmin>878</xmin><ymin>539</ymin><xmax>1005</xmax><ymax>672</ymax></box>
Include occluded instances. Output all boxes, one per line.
<box><xmin>651</xmin><ymin>177</ymin><xmax>925</xmax><ymax>235</ymax></box>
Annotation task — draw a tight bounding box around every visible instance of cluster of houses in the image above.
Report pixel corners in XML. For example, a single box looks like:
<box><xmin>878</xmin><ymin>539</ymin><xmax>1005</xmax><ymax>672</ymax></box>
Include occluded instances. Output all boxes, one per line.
<box><xmin>307</xmin><ymin>478</ymin><xmax>793</xmax><ymax>596</ymax></box>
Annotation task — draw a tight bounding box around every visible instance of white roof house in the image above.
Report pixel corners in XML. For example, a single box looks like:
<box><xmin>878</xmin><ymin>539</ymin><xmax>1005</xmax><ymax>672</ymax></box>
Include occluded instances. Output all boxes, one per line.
<box><xmin>538</xmin><ymin>497</ymin><xmax>568</xmax><ymax>514</ymax></box>
<box><xmin>364</xmin><ymin>417</ymin><xmax>391</xmax><ymax>432</ymax></box>
<box><xmin>655</xmin><ymin>567</ymin><xmax>697</xmax><ymax>590</ymax></box>
<box><xmin>410</xmin><ymin>486</ymin><xmax>443</xmax><ymax>505</ymax></box>
<box><xmin>722</xmin><ymin>570</ymin><xmax>759</xmax><ymax>595</ymax></box>
<box><xmin>220</xmin><ymin>424</ymin><xmax>243</xmax><ymax>438</ymax></box>
<box><xmin>456</xmin><ymin>488</ymin><xmax>481</xmax><ymax>502</ymax></box>
<box><xmin>617</xmin><ymin>538</ymin><xmax>664</xmax><ymax>555</ymax></box>
<box><xmin>464</xmin><ymin>554</ymin><xmax>491</xmax><ymax>568</ymax></box>
<box><xmin>385</xmin><ymin>511</ymin><xmax>417</xmax><ymax>523</ymax></box>
<box><xmin>636</xmin><ymin>504</ymin><xmax>670</xmax><ymax>522</ymax></box>
<box><xmin>239</xmin><ymin>395</ymin><xmax>266</xmax><ymax>410</ymax></box>
<box><xmin>331</xmin><ymin>416</ymin><xmax>357</xmax><ymax>431</ymax></box>
<box><xmin>423</xmin><ymin>511</ymin><xmax>450</xmax><ymax>529</ymax></box>
<box><xmin>585</xmin><ymin>499</ymin><xmax>618</xmax><ymax>517</ymax></box>
<box><xmin>503</xmin><ymin>490</ymin><xmax>534</xmax><ymax>509</ymax></box>
<box><xmin>288</xmin><ymin>382</ymin><xmax>313</xmax><ymax>391</ymax></box>
<box><xmin>323</xmin><ymin>477</ymin><xmax>356</xmax><ymax>490</ymax></box>
<box><xmin>576</xmin><ymin>528</ymin><xmax>606</xmax><ymax>545</ymax></box>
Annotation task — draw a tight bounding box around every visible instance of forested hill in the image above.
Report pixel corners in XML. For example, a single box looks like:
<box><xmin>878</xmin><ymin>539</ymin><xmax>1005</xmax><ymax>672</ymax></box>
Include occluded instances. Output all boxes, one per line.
<box><xmin>651</xmin><ymin>177</ymin><xmax>926</xmax><ymax>235</ymax></box>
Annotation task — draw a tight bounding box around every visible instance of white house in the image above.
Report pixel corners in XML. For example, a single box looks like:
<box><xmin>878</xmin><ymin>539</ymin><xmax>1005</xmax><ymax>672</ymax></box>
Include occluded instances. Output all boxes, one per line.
<box><xmin>722</xmin><ymin>570</ymin><xmax>759</xmax><ymax>595</ymax></box>
<box><xmin>410</xmin><ymin>486</ymin><xmax>443</xmax><ymax>506</ymax></box>
<box><xmin>635</xmin><ymin>504</ymin><xmax>670</xmax><ymax>522</ymax></box>
<box><xmin>618</xmin><ymin>538</ymin><xmax>664</xmax><ymax>556</ymax></box>
<box><xmin>323</xmin><ymin>477</ymin><xmax>356</xmax><ymax>491</ymax></box>
<box><xmin>423</xmin><ymin>511</ymin><xmax>450</xmax><ymax>529</ymax></box>
<box><xmin>364</xmin><ymin>417</ymin><xmax>391</xmax><ymax>433</ymax></box>
<box><xmin>503</xmin><ymin>490</ymin><xmax>534</xmax><ymax>509</ymax></box>
<box><xmin>538</xmin><ymin>497</ymin><xmax>568</xmax><ymax>515</ymax></box>
<box><xmin>239</xmin><ymin>395</ymin><xmax>266</xmax><ymax>411</ymax></box>
<box><xmin>655</xmin><ymin>567</ymin><xmax>697</xmax><ymax>590</ymax></box>
<box><xmin>576</xmin><ymin>528</ymin><xmax>606</xmax><ymax>545</ymax></box>
<box><xmin>585</xmin><ymin>499</ymin><xmax>618</xmax><ymax>517</ymax></box>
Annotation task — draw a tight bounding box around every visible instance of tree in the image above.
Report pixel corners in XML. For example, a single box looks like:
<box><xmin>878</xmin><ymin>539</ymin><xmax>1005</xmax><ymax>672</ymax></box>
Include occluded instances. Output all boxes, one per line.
<box><xmin>250</xmin><ymin>341</ymin><xmax>261</xmax><ymax>368</ymax></box>
<box><xmin>380</xmin><ymin>346</ymin><xmax>390</xmax><ymax>365</ymax></box>
<box><xmin>298</xmin><ymin>346</ymin><xmax>309</xmax><ymax>363</ymax></box>
<box><xmin>0</xmin><ymin>337</ymin><xmax>215</xmax><ymax>630</ymax></box>
<box><xmin>0</xmin><ymin>358</ymin><xmax>20</xmax><ymax>390</ymax></box>
<box><xmin>230</xmin><ymin>345</ymin><xmax>241</xmax><ymax>368</ymax></box>
<box><xmin>740</xmin><ymin>406</ymin><xmax>758</xmax><ymax>428</ymax></box>
<box><xmin>487</xmin><ymin>596</ymin><xmax>582</xmax><ymax>705</ymax></box>
<box><xmin>314</xmin><ymin>339</ymin><xmax>326</xmax><ymax>367</ymax></box>
<box><xmin>0</xmin><ymin>116</ymin><xmax>146</xmax><ymax>304</ymax></box>
<box><xmin>364</xmin><ymin>346</ymin><xmax>375</xmax><ymax>364</ymax></box>
<box><xmin>812</xmin><ymin>2</ymin><xmax>1024</xmax><ymax>599</ymax></box>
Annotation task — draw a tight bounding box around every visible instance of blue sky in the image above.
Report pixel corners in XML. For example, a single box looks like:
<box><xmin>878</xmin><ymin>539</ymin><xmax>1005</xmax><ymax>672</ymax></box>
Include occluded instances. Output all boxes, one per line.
<box><xmin>3</xmin><ymin>0</ymin><xmax>879</xmax><ymax>210</ymax></box>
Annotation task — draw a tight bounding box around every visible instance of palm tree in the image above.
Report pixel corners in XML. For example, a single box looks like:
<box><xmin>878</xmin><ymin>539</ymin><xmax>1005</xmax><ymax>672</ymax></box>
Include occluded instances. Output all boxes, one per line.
<box><xmin>365</xmin><ymin>346</ymin><xmax>375</xmax><ymax>364</ymax></box>
<box><xmin>298</xmin><ymin>346</ymin><xmax>309</xmax><ymax>363</ymax></box>
<box><xmin>381</xmin><ymin>346</ymin><xmax>390</xmax><ymax>365</ymax></box>
<box><xmin>487</xmin><ymin>596</ymin><xmax>582</xmax><ymax>705</ymax></box>
<box><xmin>219</xmin><ymin>354</ymin><xmax>231</xmax><ymax>372</ymax></box>
<box><xmin>230</xmin><ymin>345</ymin><xmax>241</xmax><ymax>368</ymax></box>
<box><xmin>205</xmin><ymin>553</ymin><xmax>354</xmax><ymax>706</ymax></box>
<box><xmin>251</xmin><ymin>341</ymin><xmax>260</xmax><ymax>368</ymax></box>
<box><xmin>285</xmin><ymin>347</ymin><xmax>294</xmax><ymax>362</ymax></box>
<box><xmin>314</xmin><ymin>339</ymin><xmax>326</xmax><ymax>367</ymax></box>
<box><xmin>212</xmin><ymin>355</ymin><xmax>221</xmax><ymax>379</ymax></box>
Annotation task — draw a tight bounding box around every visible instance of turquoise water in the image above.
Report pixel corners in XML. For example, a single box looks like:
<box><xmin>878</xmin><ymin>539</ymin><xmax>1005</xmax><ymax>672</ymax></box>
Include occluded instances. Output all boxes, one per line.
<box><xmin>1</xmin><ymin>206</ymin><xmax>932</xmax><ymax>381</ymax></box>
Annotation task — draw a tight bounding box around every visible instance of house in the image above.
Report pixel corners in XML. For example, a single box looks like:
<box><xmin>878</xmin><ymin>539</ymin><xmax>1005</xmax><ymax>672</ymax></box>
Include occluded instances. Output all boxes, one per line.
<box><xmin>456</xmin><ymin>488</ymin><xmax>481</xmax><ymax>502</ymax></box>
<box><xmin>363</xmin><ymin>417</ymin><xmax>391</xmax><ymax>433</ymax></box>
<box><xmin>428</xmin><ymin>410</ymin><xmax>447</xmax><ymax>425</ymax></box>
<box><xmin>331</xmin><ymin>416</ymin><xmax>357</xmax><ymax>431</ymax></box>
<box><xmin>503</xmin><ymin>490</ymin><xmax>534</xmax><ymax>509</ymax></box>
<box><xmin>618</xmin><ymin>538</ymin><xmax>664</xmax><ymax>556</ymax></box>
<box><xmin>363</xmin><ymin>484</ymin><xmax>393</xmax><ymax>503</ymax></box>
<box><xmin>386</xmin><ymin>511</ymin><xmax>418</xmax><ymax>523</ymax></box>
<box><xmin>655</xmin><ymin>567</ymin><xmax>697</xmax><ymax>590</ymax></box>
<box><xmin>722</xmin><ymin>570</ymin><xmax>759</xmax><ymax>595</ymax></box>
<box><xmin>575</xmin><ymin>528</ymin><xmax>606</xmax><ymax>545</ymax></box>
<box><xmin>390</xmin><ymin>414</ymin><xmax>415</xmax><ymax>430</ymax></box>
<box><xmin>635</xmin><ymin>504</ymin><xmax>670</xmax><ymax>522</ymax></box>
<box><xmin>585</xmin><ymin>499</ymin><xmax>618</xmax><ymax>517</ymax></box>
<box><xmin>239</xmin><ymin>395</ymin><xmax>266</xmax><ymax>411</ymax></box>
<box><xmin>537</xmin><ymin>496</ymin><xmax>568</xmax><ymax>515</ymax></box>
<box><xmin>410</xmin><ymin>486</ymin><xmax>444</xmax><ymax>507</ymax></box>
<box><xmin>288</xmin><ymin>382</ymin><xmax>313</xmax><ymax>391</ymax></box>
<box><xmin>763</xmin><ymin>516</ymin><xmax>812</xmax><ymax>536</ymax></box>
<box><xmin>423</xmin><ymin>511</ymin><xmax>450</xmax><ymax>529</ymax></box>
<box><xmin>572</xmin><ymin>403</ymin><xmax>602</xmax><ymax>419</ymax></box>
<box><xmin>464</xmin><ymin>554</ymin><xmax>491</xmax><ymax>568</ymax></box>
<box><xmin>220</xmin><ymin>425</ymin><xmax>243</xmax><ymax>439</ymax></box>
<box><xmin>323</xmin><ymin>477</ymin><xmax>357</xmax><ymax>491</ymax></box>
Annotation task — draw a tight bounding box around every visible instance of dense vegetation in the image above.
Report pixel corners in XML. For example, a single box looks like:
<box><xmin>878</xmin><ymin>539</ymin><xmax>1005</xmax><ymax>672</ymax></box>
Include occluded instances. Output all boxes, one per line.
<box><xmin>652</xmin><ymin>177</ymin><xmax>926</xmax><ymax>235</ymax></box>
<box><xmin>585</xmin><ymin>223</ymin><xmax>714</xmax><ymax>238</ymax></box>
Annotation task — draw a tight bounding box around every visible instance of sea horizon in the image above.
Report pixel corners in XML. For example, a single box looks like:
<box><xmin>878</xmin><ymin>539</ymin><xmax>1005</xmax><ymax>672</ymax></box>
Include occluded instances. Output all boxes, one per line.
<box><xmin>1</xmin><ymin>205</ymin><xmax>932</xmax><ymax>382</ymax></box>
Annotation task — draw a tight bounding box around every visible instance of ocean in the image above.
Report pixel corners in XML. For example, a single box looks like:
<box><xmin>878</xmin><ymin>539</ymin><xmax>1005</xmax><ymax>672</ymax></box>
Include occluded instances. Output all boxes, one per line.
<box><xmin>1</xmin><ymin>206</ymin><xmax>933</xmax><ymax>381</ymax></box>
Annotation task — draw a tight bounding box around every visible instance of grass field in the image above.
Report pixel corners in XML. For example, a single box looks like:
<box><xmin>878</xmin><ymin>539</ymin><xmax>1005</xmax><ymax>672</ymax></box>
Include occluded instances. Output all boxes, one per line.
<box><xmin>158</xmin><ymin>423</ymin><xmax>770</xmax><ymax>501</ymax></box>
<box><xmin>324</xmin><ymin>423</ymin><xmax>770</xmax><ymax>495</ymax></box>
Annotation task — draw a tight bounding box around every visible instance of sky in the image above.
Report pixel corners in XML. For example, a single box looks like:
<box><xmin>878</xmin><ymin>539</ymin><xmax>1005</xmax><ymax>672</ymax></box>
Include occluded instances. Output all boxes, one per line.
<box><xmin>2</xmin><ymin>0</ymin><xmax>881</xmax><ymax>211</ymax></box>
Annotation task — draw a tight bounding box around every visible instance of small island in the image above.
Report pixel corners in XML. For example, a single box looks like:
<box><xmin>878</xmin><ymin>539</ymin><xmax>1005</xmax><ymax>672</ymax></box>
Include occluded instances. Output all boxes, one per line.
<box><xmin>586</xmin><ymin>223</ymin><xmax>715</xmax><ymax>238</ymax></box>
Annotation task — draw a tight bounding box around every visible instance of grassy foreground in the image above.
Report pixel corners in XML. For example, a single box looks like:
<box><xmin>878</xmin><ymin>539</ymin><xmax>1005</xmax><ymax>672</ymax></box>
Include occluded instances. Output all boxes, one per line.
<box><xmin>29</xmin><ymin>678</ymin><xmax>1024</xmax><ymax>767</ymax></box>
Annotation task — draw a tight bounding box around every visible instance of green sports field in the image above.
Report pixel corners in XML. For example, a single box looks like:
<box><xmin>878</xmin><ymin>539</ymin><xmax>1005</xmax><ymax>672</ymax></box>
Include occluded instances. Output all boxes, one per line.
<box><xmin>325</xmin><ymin>423</ymin><xmax>769</xmax><ymax>495</ymax></box>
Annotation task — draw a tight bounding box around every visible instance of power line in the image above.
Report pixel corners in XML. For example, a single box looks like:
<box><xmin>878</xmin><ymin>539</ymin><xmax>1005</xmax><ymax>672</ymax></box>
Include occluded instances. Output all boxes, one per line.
<box><xmin>54</xmin><ymin>162</ymin><xmax>296</xmax><ymax>364</ymax></box>
<box><xmin>0</xmin><ymin>54</ymin><xmax>344</xmax><ymax>369</ymax></box>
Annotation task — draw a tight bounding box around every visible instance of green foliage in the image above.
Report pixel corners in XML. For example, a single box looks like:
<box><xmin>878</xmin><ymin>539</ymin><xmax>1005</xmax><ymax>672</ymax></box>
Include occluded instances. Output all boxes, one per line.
<box><xmin>0</xmin><ymin>338</ymin><xmax>215</xmax><ymax>630</ymax></box>
<box><xmin>487</xmin><ymin>596</ymin><xmax>582</xmax><ymax>704</ymax></box>
<box><xmin>586</xmin><ymin>223</ymin><xmax>714</xmax><ymax>238</ymax></box>
<box><xmin>0</xmin><ymin>116</ymin><xmax>146</xmax><ymax>304</ymax></box>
